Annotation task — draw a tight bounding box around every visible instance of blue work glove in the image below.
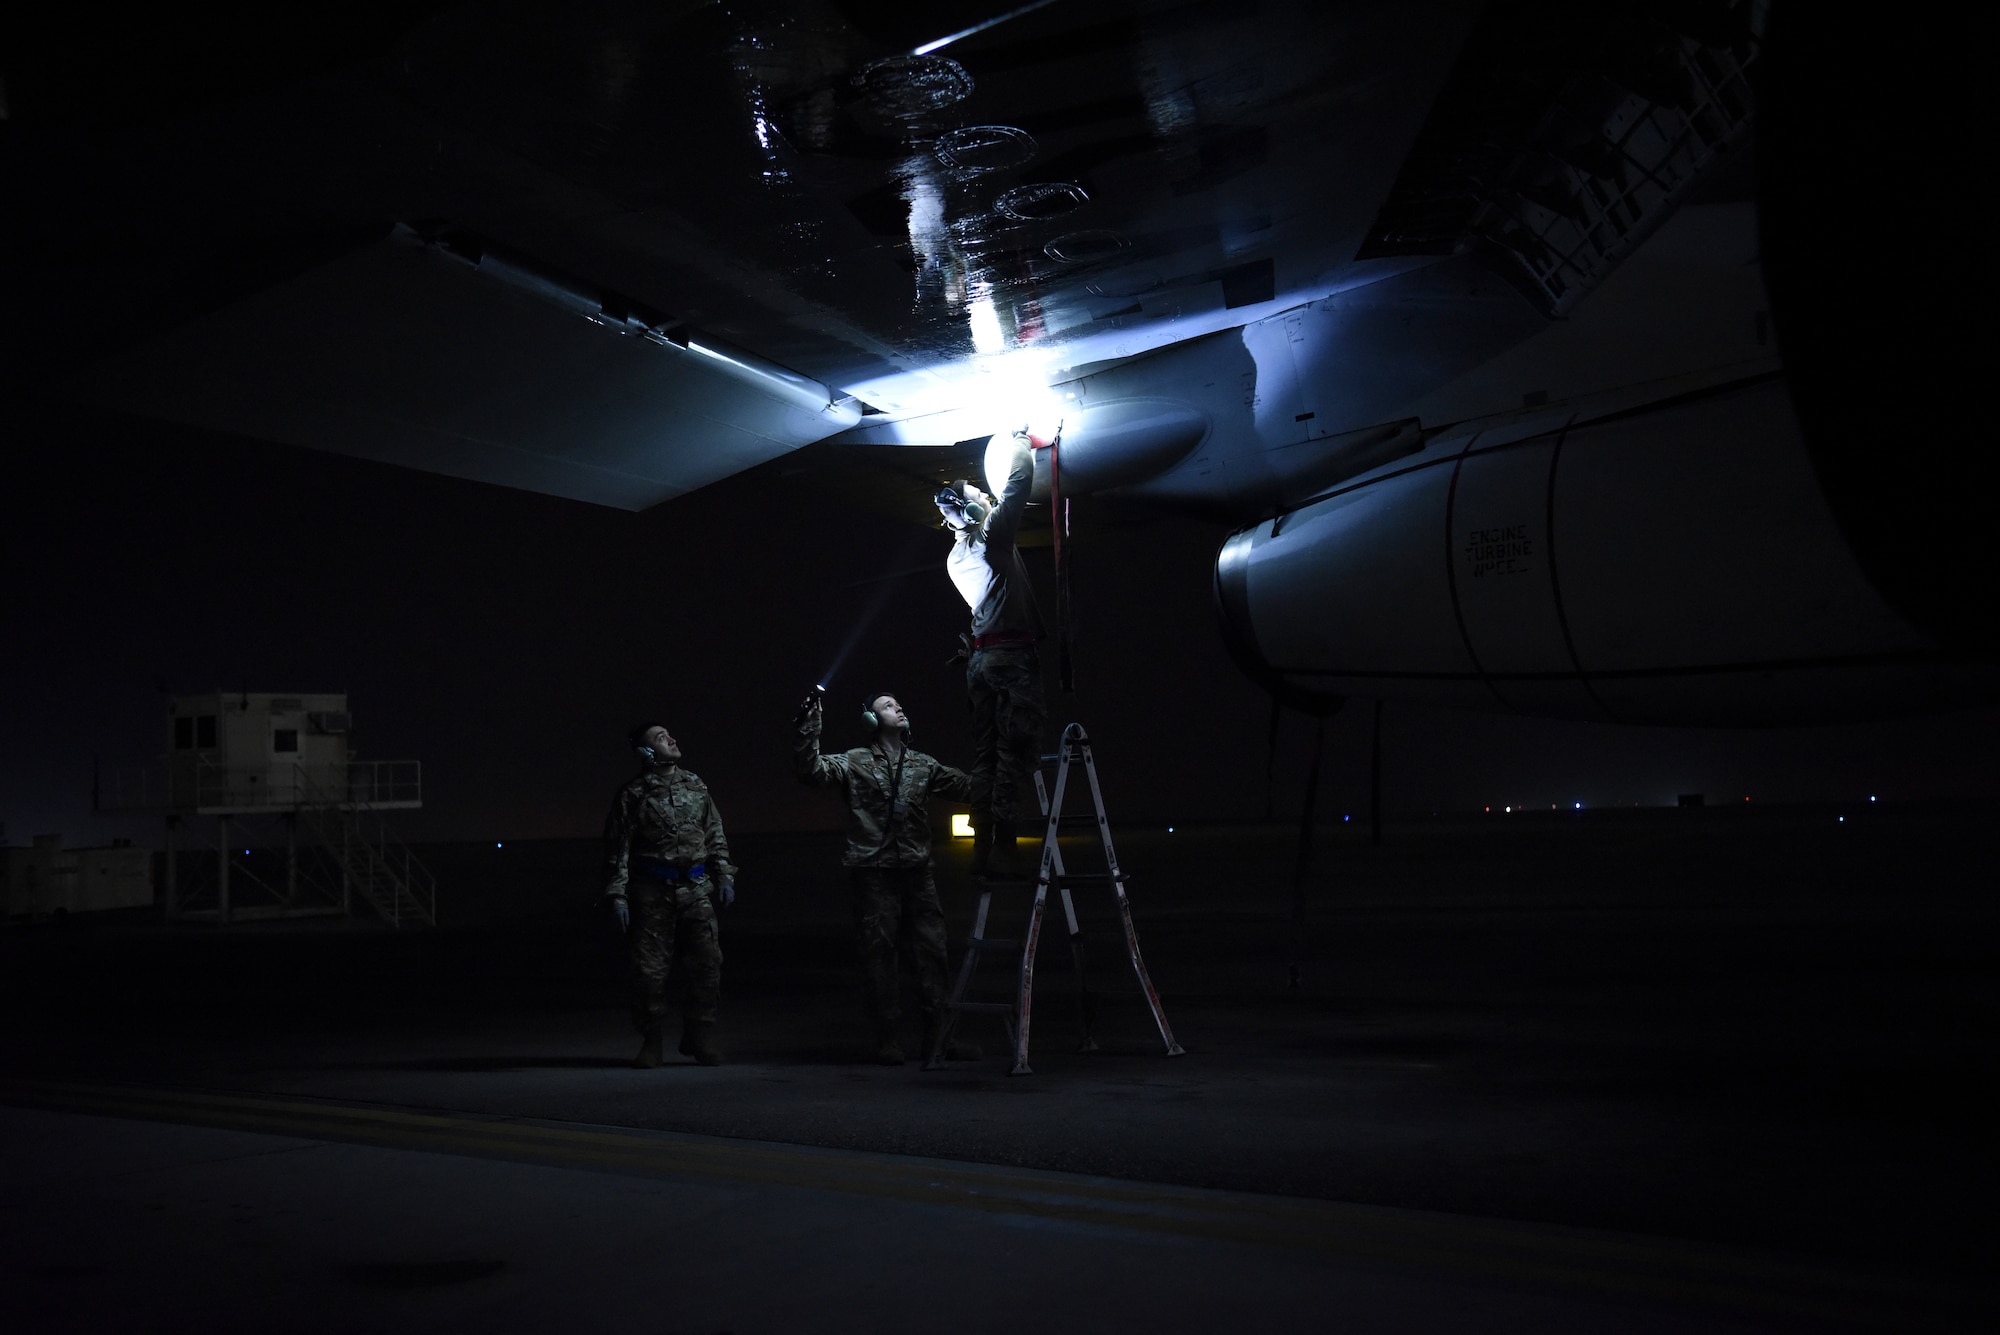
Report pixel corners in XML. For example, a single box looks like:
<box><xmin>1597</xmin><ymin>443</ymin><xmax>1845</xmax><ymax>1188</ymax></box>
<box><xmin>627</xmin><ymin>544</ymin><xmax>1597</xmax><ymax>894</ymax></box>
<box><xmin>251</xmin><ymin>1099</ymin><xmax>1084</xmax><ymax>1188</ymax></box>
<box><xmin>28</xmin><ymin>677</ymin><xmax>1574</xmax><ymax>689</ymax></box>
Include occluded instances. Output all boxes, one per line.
<box><xmin>608</xmin><ymin>895</ymin><xmax>630</xmax><ymax>934</ymax></box>
<box><xmin>714</xmin><ymin>877</ymin><xmax>735</xmax><ymax>909</ymax></box>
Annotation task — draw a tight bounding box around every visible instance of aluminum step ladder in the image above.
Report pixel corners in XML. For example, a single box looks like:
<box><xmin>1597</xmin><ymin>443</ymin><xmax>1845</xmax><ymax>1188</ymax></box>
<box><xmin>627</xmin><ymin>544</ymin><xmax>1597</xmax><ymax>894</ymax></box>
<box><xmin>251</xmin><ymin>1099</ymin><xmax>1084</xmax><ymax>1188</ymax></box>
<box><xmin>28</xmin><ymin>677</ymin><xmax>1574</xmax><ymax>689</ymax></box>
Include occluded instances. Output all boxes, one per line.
<box><xmin>927</xmin><ymin>722</ymin><xmax>1185</xmax><ymax>1075</ymax></box>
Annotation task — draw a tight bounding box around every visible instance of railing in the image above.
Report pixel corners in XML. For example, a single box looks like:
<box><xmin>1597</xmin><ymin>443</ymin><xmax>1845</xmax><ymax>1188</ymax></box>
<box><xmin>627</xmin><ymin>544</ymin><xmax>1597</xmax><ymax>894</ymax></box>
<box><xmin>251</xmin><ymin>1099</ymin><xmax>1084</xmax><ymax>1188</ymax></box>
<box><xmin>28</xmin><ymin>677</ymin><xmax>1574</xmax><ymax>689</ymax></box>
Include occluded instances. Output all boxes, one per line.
<box><xmin>1483</xmin><ymin>35</ymin><xmax>1759</xmax><ymax>317</ymax></box>
<box><xmin>94</xmin><ymin>762</ymin><xmax>165</xmax><ymax>814</ymax></box>
<box><xmin>343</xmin><ymin>760</ymin><xmax>423</xmax><ymax>809</ymax></box>
<box><xmin>293</xmin><ymin>766</ymin><xmax>437</xmax><ymax>928</ymax></box>
<box><xmin>96</xmin><ymin>758</ymin><xmax>422</xmax><ymax>813</ymax></box>
<box><xmin>99</xmin><ymin>756</ymin><xmax>435</xmax><ymax>928</ymax></box>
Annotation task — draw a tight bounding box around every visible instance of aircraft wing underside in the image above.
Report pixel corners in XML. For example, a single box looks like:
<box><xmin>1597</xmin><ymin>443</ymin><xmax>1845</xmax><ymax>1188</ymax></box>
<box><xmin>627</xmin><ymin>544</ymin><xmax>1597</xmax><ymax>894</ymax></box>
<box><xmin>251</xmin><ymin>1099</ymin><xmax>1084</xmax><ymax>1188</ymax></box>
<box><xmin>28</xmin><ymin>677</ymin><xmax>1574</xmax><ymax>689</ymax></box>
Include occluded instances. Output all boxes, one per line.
<box><xmin>6</xmin><ymin>0</ymin><xmax>1497</xmax><ymax>508</ymax></box>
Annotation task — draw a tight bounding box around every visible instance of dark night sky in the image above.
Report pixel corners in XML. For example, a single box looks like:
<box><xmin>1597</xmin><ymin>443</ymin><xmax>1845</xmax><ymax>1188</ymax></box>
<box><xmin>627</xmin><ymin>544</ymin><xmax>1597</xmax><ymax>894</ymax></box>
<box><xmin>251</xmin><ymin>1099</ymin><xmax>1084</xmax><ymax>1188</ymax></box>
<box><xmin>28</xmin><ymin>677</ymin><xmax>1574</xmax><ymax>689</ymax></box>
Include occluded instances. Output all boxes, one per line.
<box><xmin>5</xmin><ymin>393</ymin><xmax>1996</xmax><ymax>849</ymax></box>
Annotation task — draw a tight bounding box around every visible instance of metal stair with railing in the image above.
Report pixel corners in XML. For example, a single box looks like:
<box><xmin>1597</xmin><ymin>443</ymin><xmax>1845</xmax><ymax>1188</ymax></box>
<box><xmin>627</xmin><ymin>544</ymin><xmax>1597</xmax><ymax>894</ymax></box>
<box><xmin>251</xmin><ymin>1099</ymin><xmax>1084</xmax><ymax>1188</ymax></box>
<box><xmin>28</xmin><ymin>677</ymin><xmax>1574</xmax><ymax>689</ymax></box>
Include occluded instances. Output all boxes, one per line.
<box><xmin>292</xmin><ymin>765</ymin><xmax>436</xmax><ymax>927</ymax></box>
<box><xmin>92</xmin><ymin>693</ymin><xmax>433</xmax><ymax>927</ymax></box>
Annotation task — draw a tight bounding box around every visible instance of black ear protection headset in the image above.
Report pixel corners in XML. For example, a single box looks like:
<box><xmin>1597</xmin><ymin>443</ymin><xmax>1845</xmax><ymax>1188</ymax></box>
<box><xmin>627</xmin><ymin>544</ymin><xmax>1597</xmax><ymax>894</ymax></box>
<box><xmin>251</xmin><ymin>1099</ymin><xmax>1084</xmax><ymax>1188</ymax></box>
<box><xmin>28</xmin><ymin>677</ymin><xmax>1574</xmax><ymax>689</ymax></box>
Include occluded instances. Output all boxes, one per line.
<box><xmin>628</xmin><ymin>722</ymin><xmax>669</xmax><ymax>762</ymax></box>
<box><xmin>860</xmin><ymin>693</ymin><xmax>911</xmax><ymax>737</ymax></box>
<box><xmin>934</xmin><ymin>481</ymin><xmax>988</xmax><ymax>527</ymax></box>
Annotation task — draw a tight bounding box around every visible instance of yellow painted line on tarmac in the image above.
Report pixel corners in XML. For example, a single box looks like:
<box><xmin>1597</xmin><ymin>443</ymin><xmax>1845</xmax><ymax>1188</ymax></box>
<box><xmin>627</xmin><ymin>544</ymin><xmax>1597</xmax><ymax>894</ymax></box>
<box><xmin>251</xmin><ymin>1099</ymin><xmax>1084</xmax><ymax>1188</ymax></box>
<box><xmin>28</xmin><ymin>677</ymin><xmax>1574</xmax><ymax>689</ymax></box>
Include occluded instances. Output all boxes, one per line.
<box><xmin>0</xmin><ymin>1078</ymin><xmax>1955</xmax><ymax>1328</ymax></box>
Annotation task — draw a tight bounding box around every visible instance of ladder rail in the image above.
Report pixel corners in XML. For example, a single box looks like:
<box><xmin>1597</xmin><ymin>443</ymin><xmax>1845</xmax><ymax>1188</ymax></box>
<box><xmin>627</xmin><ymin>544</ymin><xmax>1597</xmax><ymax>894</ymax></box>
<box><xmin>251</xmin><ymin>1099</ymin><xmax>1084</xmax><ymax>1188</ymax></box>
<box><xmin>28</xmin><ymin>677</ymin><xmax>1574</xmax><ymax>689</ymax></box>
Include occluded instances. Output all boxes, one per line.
<box><xmin>1009</xmin><ymin>739</ymin><xmax>1077</xmax><ymax>1075</ymax></box>
<box><xmin>1033</xmin><ymin>765</ymin><xmax>1096</xmax><ymax>1052</ymax></box>
<box><xmin>938</xmin><ymin>889</ymin><xmax>995</xmax><ymax>1058</ymax></box>
<box><xmin>1076</xmin><ymin>734</ymin><xmax>1184</xmax><ymax>1058</ymax></box>
<box><xmin>930</xmin><ymin>722</ymin><xmax>1181</xmax><ymax>1073</ymax></box>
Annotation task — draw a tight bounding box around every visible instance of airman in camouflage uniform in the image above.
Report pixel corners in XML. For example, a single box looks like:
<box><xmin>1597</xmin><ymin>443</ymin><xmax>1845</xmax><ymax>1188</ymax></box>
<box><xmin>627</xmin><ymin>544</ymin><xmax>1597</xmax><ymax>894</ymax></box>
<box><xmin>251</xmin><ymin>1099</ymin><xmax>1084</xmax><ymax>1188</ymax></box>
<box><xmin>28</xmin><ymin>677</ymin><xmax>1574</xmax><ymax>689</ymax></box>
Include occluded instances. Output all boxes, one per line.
<box><xmin>795</xmin><ymin>690</ymin><xmax>976</xmax><ymax>1064</ymax></box>
<box><xmin>604</xmin><ymin>722</ymin><xmax>734</xmax><ymax>1068</ymax></box>
<box><xmin>937</xmin><ymin>432</ymin><xmax>1047</xmax><ymax>876</ymax></box>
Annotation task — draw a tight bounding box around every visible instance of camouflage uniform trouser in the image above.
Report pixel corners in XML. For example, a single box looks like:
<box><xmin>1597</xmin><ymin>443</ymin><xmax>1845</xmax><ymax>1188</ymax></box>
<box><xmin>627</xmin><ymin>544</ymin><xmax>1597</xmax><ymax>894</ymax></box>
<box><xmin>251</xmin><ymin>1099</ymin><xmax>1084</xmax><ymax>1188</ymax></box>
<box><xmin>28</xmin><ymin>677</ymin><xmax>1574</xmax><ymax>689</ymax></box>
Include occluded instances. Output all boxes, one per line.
<box><xmin>628</xmin><ymin>881</ymin><xmax>722</xmax><ymax>1033</ymax></box>
<box><xmin>851</xmin><ymin>866</ymin><xmax>948</xmax><ymax>1026</ymax></box>
<box><xmin>967</xmin><ymin>645</ymin><xmax>1044</xmax><ymax>826</ymax></box>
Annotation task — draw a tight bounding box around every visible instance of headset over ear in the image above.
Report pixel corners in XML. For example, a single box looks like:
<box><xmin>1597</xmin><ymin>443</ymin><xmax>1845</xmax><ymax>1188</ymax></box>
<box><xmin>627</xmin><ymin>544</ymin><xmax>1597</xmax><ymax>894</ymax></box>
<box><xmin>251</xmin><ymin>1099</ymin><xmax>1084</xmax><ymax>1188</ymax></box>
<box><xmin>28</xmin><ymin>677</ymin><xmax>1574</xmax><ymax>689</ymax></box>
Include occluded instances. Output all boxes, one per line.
<box><xmin>935</xmin><ymin>481</ymin><xmax>987</xmax><ymax>527</ymax></box>
<box><xmin>860</xmin><ymin>694</ymin><xmax>910</xmax><ymax>737</ymax></box>
<box><xmin>628</xmin><ymin>721</ymin><xmax>666</xmax><ymax>762</ymax></box>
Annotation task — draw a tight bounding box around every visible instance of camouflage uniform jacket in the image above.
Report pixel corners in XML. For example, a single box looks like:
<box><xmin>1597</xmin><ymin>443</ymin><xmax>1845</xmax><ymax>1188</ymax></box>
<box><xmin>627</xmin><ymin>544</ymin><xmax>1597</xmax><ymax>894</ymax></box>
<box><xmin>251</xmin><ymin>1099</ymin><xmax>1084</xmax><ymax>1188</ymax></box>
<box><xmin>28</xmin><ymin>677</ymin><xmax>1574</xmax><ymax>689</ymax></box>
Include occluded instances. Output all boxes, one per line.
<box><xmin>602</xmin><ymin>763</ymin><xmax>734</xmax><ymax>898</ymax></box>
<box><xmin>795</xmin><ymin>718</ymin><xmax>974</xmax><ymax>867</ymax></box>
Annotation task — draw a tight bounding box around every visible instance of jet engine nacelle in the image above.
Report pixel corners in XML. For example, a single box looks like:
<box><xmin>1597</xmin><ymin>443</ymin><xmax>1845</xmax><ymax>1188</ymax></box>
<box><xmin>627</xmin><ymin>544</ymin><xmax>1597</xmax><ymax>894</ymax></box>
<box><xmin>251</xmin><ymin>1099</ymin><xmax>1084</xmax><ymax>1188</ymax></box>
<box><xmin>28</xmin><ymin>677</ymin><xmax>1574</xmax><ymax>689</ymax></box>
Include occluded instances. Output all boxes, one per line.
<box><xmin>1214</xmin><ymin>379</ymin><xmax>1994</xmax><ymax>725</ymax></box>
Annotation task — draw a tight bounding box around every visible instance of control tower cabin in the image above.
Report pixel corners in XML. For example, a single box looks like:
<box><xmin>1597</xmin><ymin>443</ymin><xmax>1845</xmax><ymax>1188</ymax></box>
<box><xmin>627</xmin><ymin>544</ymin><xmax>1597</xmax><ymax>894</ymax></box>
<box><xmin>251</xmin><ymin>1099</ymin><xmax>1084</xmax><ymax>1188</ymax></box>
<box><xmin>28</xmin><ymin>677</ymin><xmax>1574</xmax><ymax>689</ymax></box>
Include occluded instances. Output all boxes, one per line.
<box><xmin>97</xmin><ymin>692</ymin><xmax>432</xmax><ymax>927</ymax></box>
<box><xmin>164</xmin><ymin>691</ymin><xmax>418</xmax><ymax>813</ymax></box>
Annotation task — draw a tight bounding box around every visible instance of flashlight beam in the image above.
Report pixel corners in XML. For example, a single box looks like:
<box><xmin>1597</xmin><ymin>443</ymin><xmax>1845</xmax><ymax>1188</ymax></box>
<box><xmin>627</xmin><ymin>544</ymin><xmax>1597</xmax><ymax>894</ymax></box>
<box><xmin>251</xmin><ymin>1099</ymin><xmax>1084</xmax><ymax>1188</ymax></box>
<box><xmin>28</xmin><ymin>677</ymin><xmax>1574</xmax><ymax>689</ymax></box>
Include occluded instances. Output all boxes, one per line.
<box><xmin>818</xmin><ymin>529</ymin><xmax>934</xmax><ymax>688</ymax></box>
<box><xmin>911</xmin><ymin>0</ymin><xmax>1063</xmax><ymax>56</ymax></box>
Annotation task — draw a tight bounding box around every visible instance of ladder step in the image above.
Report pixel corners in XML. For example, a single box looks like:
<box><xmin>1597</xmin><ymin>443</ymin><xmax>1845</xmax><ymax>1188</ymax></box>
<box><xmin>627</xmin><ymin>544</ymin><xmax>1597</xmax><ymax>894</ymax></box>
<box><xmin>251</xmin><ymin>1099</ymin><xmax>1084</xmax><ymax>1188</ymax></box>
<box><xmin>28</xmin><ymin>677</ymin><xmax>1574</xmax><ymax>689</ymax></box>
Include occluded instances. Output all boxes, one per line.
<box><xmin>943</xmin><ymin>725</ymin><xmax>1181</xmax><ymax>1074</ymax></box>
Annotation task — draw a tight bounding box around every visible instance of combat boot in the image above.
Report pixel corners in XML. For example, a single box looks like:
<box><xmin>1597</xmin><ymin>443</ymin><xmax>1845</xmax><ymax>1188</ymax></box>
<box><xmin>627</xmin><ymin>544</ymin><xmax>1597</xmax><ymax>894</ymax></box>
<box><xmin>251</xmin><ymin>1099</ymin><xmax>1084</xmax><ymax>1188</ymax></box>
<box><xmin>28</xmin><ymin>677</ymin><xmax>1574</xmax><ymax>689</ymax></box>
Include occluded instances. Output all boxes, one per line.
<box><xmin>969</xmin><ymin>817</ymin><xmax>993</xmax><ymax>876</ymax></box>
<box><xmin>632</xmin><ymin>1026</ymin><xmax>665</xmax><ymax>1069</ymax></box>
<box><xmin>987</xmin><ymin>820</ymin><xmax>1023</xmax><ymax>878</ymax></box>
<box><xmin>681</xmin><ymin>1020</ymin><xmax>723</xmax><ymax>1066</ymax></box>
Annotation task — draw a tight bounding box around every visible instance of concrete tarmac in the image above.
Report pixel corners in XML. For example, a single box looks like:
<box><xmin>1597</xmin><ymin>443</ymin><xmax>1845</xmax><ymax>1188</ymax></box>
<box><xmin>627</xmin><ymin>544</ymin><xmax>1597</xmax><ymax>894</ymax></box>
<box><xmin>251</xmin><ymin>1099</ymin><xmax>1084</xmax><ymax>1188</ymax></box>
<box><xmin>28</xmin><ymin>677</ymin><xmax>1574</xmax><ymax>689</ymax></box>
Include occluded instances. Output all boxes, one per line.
<box><xmin>2</xmin><ymin>809</ymin><xmax>1992</xmax><ymax>1330</ymax></box>
<box><xmin>0</xmin><ymin>1089</ymin><xmax>1945</xmax><ymax>1333</ymax></box>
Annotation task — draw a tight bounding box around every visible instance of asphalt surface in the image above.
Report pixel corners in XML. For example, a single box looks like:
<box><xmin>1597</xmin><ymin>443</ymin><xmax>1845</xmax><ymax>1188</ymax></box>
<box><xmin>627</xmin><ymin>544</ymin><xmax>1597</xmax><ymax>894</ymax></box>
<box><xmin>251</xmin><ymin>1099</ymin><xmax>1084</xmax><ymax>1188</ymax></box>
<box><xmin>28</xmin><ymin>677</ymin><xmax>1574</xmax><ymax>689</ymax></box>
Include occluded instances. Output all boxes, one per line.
<box><xmin>2</xmin><ymin>808</ymin><xmax>1993</xmax><ymax>1329</ymax></box>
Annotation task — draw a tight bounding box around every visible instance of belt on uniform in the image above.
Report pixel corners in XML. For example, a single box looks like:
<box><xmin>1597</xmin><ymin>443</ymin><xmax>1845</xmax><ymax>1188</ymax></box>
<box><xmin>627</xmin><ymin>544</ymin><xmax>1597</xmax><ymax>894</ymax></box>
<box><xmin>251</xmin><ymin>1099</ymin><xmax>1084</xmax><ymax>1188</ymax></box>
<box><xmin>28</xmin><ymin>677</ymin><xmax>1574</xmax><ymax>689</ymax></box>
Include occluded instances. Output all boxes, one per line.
<box><xmin>971</xmin><ymin>632</ymin><xmax>1038</xmax><ymax>650</ymax></box>
<box><xmin>632</xmin><ymin>858</ymin><xmax>705</xmax><ymax>883</ymax></box>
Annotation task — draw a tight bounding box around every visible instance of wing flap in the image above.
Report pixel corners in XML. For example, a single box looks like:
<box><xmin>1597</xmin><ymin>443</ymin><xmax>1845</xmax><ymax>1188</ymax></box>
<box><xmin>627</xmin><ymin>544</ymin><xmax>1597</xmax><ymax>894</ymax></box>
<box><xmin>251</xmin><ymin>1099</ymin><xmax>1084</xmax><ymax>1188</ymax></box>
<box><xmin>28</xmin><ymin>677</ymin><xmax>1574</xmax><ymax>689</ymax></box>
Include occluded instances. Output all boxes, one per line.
<box><xmin>61</xmin><ymin>236</ymin><xmax>858</xmax><ymax>510</ymax></box>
